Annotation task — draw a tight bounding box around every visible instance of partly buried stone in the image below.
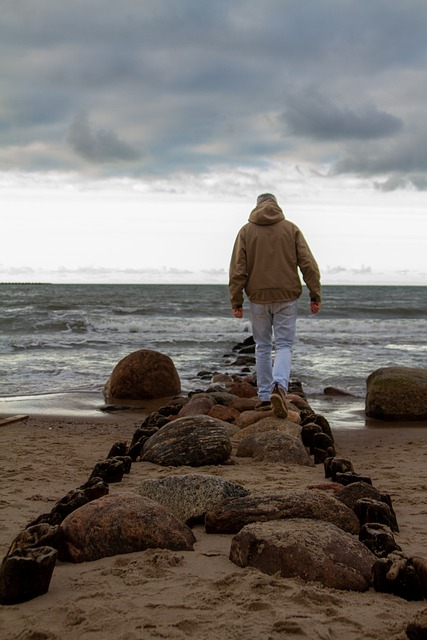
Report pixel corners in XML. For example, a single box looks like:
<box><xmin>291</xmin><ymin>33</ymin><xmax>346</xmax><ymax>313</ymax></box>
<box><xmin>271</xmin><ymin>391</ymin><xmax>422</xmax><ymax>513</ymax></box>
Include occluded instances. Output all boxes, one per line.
<box><xmin>59</xmin><ymin>492</ymin><xmax>195</xmax><ymax>563</ymax></box>
<box><xmin>105</xmin><ymin>348</ymin><xmax>181</xmax><ymax>400</ymax></box>
<box><xmin>229</xmin><ymin>518</ymin><xmax>375</xmax><ymax>592</ymax></box>
<box><xmin>141</xmin><ymin>415</ymin><xmax>232</xmax><ymax>466</ymax></box>
<box><xmin>0</xmin><ymin>546</ymin><xmax>57</xmax><ymax>604</ymax></box>
<box><xmin>205</xmin><ymin>490</ymin><xmax>360</xmax><ymax>535</ymax></box>
<box><xmin>365</xmin><ymin>366</ymin><xmax>427</xmax><ymax>421</ymax></box>
<box><xmin>136</xmin><ymin>474</ymin><xmax>249</xmax><ymax>524</ymax></box>
<box><xmin>237</xmin><ymin>430</ymin><xmax>313</xmax><ymax>467</ymax></box>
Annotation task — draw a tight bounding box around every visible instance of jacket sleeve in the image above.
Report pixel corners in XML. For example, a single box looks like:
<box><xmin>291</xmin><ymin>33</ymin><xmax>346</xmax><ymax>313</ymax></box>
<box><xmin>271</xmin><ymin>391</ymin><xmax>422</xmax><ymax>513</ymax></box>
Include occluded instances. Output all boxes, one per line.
<box><xmin>229</xmin><ymin>228</ymin><xmax>247</xmax><ymax>308</ymax></box>
<box><xmin>295</xmin><ymin>229</ymin><xmax>322</xmax><ymax>302</ymax></box>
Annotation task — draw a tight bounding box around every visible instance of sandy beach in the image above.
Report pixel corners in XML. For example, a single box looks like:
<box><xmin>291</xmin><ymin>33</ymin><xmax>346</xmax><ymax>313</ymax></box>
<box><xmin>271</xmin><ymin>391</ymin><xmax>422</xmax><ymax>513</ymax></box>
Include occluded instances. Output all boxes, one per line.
<box><xmin>0</xmin><ymin>398</ymin><xmax>426</xmax><ymax>640</ymax></box>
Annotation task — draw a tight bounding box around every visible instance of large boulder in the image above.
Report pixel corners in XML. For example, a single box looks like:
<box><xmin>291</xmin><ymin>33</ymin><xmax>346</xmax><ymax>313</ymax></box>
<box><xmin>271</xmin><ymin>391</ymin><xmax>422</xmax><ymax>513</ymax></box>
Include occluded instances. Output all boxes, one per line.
<box><xmin>59</xmin><ymin>493</ymin><xmax>195</xmax><ymax>563</ymax></box>
<box><xmin>235</xmin><ymin>415</ymin><xmax>302</xmax><ymax>440</ymax></box>
<box><xmin>105</xmin><ymin>349</ymin><xmax>181</xmax><ymax>400</ymax></box>
<box><xmin>136</xmin><ymin>474</ymin><xmax>249</xmax><ymax>524</ymax></box>
<box><xmin>365</xmin><ymin>367</ymin><xmax>427</xmax><ymax>421</ymax></box>
<box><xmin>205</xmin><ymin>490</ymin><xmax>360</xmax><ymax>535</ymax></box>
<box><xmin>141</xmin><ymin>415</ymin><xmax>232</xmax><ymax>466</ymax></box>
<box><xmin>236</xmin><ymin>431</ymin><xmax>313</xmax><ymax>466</ymax></box>
<box><xmin>230</xmin><ymin>518</ymin><xmax>375</xmax><ymax>592</ymax></box>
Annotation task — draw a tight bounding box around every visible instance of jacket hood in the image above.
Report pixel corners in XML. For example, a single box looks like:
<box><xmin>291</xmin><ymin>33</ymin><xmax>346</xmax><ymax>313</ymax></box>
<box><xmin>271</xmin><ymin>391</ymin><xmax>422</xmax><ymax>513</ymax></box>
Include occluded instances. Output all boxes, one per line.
<box><xmin>248</xmin><ymin>200</ymin><xmax>285</xmax><ymax>226</ymax></box>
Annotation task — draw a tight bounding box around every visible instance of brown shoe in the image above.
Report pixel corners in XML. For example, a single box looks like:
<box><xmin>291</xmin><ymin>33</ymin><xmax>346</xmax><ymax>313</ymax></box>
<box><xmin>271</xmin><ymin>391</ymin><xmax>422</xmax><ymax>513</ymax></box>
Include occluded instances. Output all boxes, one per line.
<box><xmin>270</xmin><ymin>384</ymin><xmax>288</xmax><ymax>418</ymax></box>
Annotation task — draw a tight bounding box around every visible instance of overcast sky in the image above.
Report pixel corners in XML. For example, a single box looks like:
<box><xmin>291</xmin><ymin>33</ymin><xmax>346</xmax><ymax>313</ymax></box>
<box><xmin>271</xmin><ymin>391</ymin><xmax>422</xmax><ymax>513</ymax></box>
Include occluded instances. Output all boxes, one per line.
<box><xmin>1</xmin><ymin>0</ymin><xmax>426</xmax><ymax>285</ymax></box>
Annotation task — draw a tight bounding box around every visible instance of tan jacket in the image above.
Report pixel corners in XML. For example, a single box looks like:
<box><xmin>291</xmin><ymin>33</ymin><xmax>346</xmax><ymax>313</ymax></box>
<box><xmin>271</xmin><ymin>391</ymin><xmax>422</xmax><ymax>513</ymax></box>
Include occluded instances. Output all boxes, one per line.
<box><xmin>229</xmin><ymin>201</ymin><xmax>321</xmax><ymax>308</ymax></box>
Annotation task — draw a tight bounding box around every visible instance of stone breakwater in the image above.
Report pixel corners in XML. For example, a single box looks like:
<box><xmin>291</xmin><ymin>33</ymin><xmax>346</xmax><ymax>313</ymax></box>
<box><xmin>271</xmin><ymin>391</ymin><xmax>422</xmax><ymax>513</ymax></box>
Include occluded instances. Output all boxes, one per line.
<box><xmin>1</xmin><ymin>358</ymin><xmax>427</xmax><ymax>637</ymax></box>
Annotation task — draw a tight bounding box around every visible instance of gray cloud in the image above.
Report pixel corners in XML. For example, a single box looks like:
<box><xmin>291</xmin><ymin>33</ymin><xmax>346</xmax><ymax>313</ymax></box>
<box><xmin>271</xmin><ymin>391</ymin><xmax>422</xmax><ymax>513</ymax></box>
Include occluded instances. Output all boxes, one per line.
<box><xmin>282</xmin><ymin>89</ymin><xmax>403</xmax><ymax>140</ymax></box>
<box><xmin>1</xmin><ymin>1</ymin><xmax>427</xmax><ymax>187</ymax></box>
<box><xmin>67</xmin><ymin>114</ymin><xmax>140</xmax><ymax>163</ymax></box>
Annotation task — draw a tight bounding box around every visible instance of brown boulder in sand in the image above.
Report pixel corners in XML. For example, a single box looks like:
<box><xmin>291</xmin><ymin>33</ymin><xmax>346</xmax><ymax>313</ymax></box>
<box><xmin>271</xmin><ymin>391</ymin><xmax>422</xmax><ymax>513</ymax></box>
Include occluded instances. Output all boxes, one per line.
<box><xmin>141</xmin><ymin>415</ymin><xmax>232</xmax><ymax>466</ymax></box>
<box><xmin>205</xmin><ymin>490</ymin><xmax>360</xmax><ymax>535</ymax></box>
<box><xmin>230</xmin><ymin>518</ymin><xmax>375</xmax><ymax>592</ymax></box>
<box><xmin>105</xmin><ymin>349</ymin><xmax>181</xmax><ymax>400</ymax></box>
<box><xmin>59</xmin><ymin>493</ymin><xmax>196</xmax><ymax>563</ymax></box>
<box><xmin>365</xmin><ymin>366</ymin><xmax>427</xmax><ymax>421</ymax></box>
<box><xmin>236</xmin><ymin>431</ymin><xmax>313</xmax><ymax>466</ymax></box>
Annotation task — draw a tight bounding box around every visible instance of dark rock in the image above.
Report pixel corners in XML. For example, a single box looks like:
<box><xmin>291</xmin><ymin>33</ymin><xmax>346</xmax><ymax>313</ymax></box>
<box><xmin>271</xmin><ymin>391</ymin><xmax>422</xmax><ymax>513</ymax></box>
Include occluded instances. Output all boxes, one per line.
<box><xmin>105</xmin><ymin>348</ymin><xmax>181</xmax><ymax>400</ymax></box>
<box><xmin>60</xmin><ymin>492</ymin><xmax>196</xmax><ymax>563</ymax></box>
<box><xmin>157</xmin><ymin>403</ymin><xmax>182</xmax><ymax>417</ymax></box>
<box><xmin>413</xmin><ymin>557</ymin><xmax>427</xmax><ymax>597</ymax></box>
<box><xmin>50</xmin><ymin>488</ymin><xmax>90</xmax><ymax>519</ymax></box>
<box><xmin>232</xmin><ymin>355</ymin><xmax>256</xmax><ymax>366</ymax></box>
<box><xmin>27</xmin><ymin>511</ymin><xmax>63</xmax><ymax>527</ymax></box>
<box><xmin>372</xmin><ymin>553</ymin><xmax>424</xmax><ymax>601</ymax></box>
<box><xmin>8</xmin><ymin>524</ymin><xmax>63</xmax><ymax>555</ymax></box>
<box><xmin>366</xmin><ymin>366</ymin><xmax>427</xmax><ymax>421</ymax></box>
<box><xmin>128</xmin><ymin>440</ymin><xmax>145</xmax><ymax>461</ymax></box>
<box><xmin>335</xmin><ymin>481</ymin><xmax>384</xmax><ymax>511</ymax></box>
<box><xmin>313</xmin><ymin>447</ymin><xmax>330</xmax><ymax>464</ymax></box>
<box><xmin>137</xmin><ymin>474</ymin><xmax>249</xmax><ymax>524</ymax></box>
<box><xmin>312</xmin><ymin>432</ymin><xmax>334</xmax><ymax>452</ymax></box>
<box><xmin>301</xmin><ymin>423</ymin><xmax>322</xmax><ymax>449</ymax></box>
<box><xmin>107</xmin><ymin>441</ymin><xmax>128</xmax><ymax>458</ymax></box>
<box><xmin>324</xmin><ymin>456</ymin><xmax>355</xmax><ymax>481</ymax></box>
<box><xmin>110</xmin><ymin>455</ymin><xmax>132</xmax><ymax>474</ymax></box>
<box><xmin>205</xmin><ymin>490</ymin><xmax>360</xmax><ymax>535</ymax></box>
<box><xmin>141</xmin><ymin>415</ymin><xmax>232</xmax><ymax>467</ymax></box>
<box><xmin>130</xmin><ymin>425</ymin><xmax>160</xmax><ymax>448</ymax></box>
<box><xmin>230</xmin><ymin>518</ymin><xmax>375</xmax><ymax>592</ymax></box>
<box><xmin>79</xmin><ymin>477</ymin><xmax>109</xmax><ymax>501</ymax></box>
<box><xmin>359</xmin><ymin>522</ymin><xmax>401</xmax><ymax>558</ymax></box>
<box><xmin>324</xmin><ymin>386</ymin><xmax>355</xmax><ymax>396</ymax></box>
<box><xmin>354</xmin><ymin>497</ymin><xmax>399</xmax><ymax>532</ymax></box>
<box><xmin>406</xmin><ymin>608</ymin><xmax>427</xmax><ymax>640</ymax></box>
<box><xmin>335</xmin><ymin>472</ymin><xmax>373</xmax><ymax>486</ymax></box>
<box><xmin>89</xmin><ymin>458</ymin><xmax>127</xmax><ymax>483</ymax></box>
<box><xmin>28</xmin><ymin>477</ymin><xmax>110</xmax><ymax>528</ymax></box>
<box><xmin>309</xmin><ymin>414</ymin><xmax>334</xmax><ymax>441</ymax></box>
<box><xmin>0</xmin><ymin>546</ymin><xmax>57</xmax><ymax>604</ymax></box>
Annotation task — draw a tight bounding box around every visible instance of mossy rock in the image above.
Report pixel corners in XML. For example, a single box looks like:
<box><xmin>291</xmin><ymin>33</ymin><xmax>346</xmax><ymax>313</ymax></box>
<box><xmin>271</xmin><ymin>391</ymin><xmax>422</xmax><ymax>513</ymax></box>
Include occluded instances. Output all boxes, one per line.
<box><xmin>365</xmin><ymin>367</ymin><xmax>427</xmax><ymax>421</ymax></box>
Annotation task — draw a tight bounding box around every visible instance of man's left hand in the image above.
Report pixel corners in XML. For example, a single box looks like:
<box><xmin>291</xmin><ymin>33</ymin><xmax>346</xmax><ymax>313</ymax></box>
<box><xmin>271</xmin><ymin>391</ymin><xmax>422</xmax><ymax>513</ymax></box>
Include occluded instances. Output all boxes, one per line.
<box><xmin>233</xmin><ymin>308</ymin><xmax>243</xmax><ymax>318</ymax></box>
<box><xmin>310</xmin><ymin>302</ymin><xmax>321</xmax><ymax>314</ymax></box>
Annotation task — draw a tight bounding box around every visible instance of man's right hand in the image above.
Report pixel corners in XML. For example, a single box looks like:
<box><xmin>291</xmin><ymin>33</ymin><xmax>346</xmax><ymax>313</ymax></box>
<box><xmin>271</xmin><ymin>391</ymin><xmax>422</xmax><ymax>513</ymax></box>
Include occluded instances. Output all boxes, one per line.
<box><xmin>310</xmin><ymin>302</ymin><xmax>321</xmax><ymax>314</ymax></box>
<box><xmin>233</xmin><ymin>308</ymin><xmax>243</xmax><ymax>318</ymax></box>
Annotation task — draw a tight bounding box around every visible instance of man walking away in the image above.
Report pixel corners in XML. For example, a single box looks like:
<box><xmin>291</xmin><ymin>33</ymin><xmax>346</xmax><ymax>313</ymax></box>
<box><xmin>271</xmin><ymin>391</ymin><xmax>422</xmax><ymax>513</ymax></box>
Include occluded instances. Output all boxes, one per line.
<box><xmin>229</xmin><ymin>193</ymin><xmax>321</xmax><ymax>418</ymax></box>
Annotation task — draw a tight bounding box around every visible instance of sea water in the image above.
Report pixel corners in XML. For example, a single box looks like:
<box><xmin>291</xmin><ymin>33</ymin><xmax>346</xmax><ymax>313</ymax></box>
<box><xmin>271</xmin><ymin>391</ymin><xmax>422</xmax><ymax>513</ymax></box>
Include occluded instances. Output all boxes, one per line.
<box><xmin>0</xmin><ymin>284</ymin><xmax>426</xmax><ymax>408</ymax></box>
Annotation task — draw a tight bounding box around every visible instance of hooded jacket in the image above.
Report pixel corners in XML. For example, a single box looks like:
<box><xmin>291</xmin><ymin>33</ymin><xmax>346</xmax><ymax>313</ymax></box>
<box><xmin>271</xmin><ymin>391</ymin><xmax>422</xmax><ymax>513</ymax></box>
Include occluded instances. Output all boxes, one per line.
<box><xmin>229</xmin><ymin>200</ymin><xmax>321</xmax><ymax>308</ymax></box>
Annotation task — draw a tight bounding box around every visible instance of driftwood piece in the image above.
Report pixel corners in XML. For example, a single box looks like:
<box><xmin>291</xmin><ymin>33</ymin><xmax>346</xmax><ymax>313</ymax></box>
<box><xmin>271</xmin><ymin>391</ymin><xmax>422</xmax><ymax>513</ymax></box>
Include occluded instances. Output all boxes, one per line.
<box><xmin>0</xmin><ymin>415</ymin><xmax>29</xmax><ymax>427</ymax></box>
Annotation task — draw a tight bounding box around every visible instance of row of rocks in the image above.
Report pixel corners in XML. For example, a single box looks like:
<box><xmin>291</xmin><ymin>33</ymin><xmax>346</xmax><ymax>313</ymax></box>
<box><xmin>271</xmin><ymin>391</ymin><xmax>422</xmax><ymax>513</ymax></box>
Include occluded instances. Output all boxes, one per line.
<box><xmin>1</xmin><ymin>349</ymin><xmax>426</xmax><ymax>638</ymax></box>
<box><xmin>103</xmin><ymin>346</ymin><xmax>427</xmax><ymax>422</ymax></box>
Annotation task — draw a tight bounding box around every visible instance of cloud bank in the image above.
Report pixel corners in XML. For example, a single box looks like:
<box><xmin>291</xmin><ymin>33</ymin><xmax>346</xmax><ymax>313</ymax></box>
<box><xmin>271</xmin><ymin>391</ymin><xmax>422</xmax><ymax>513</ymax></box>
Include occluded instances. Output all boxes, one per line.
<box><xmin>1</xmin><ymin>0</ymin><xmax>426</xmax><ymax>190</ymax></box>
